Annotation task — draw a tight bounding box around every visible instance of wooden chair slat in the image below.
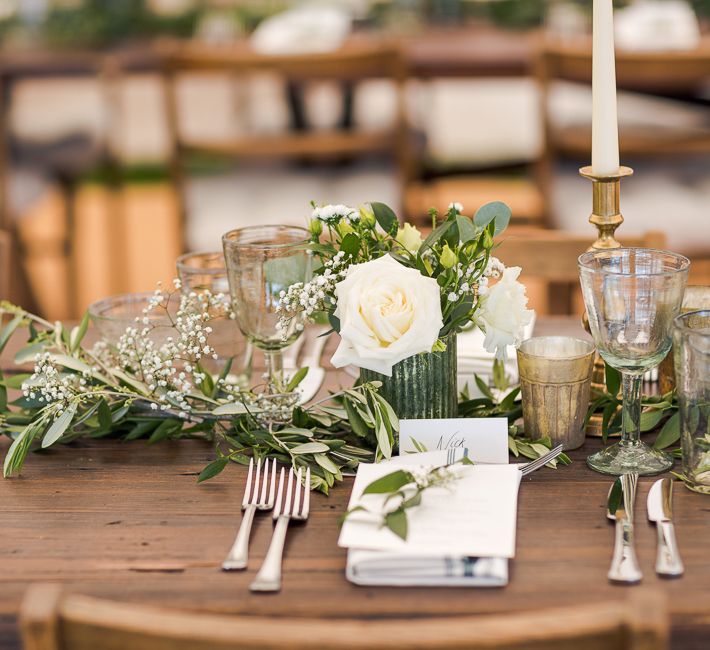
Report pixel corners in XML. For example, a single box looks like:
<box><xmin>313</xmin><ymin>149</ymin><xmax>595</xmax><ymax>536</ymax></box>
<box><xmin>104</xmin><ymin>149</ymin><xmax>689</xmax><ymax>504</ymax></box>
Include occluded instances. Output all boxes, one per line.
<box><xmin>21</xmin><ymin>584</ymin><xmax>668</xmax><ymax>650</ymax></box>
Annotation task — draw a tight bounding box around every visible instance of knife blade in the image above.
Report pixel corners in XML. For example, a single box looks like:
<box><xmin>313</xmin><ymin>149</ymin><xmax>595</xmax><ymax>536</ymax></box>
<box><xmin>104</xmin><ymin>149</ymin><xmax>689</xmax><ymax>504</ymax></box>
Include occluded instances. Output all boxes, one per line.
<box><xmin>606</xmin><ymin>475</ymin><xmax>642</xmax><ymax>584</ymax></box>
<box><xmin>647</xmin><ymin>478</ymin><xmax>684</xmax><ymax>577</ymax></box>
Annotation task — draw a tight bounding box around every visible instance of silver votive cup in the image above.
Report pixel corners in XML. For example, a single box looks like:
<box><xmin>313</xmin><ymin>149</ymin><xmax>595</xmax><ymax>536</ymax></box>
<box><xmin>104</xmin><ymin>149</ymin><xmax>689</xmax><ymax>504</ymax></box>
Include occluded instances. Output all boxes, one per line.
<box><xmin>517</xmin><ymin>336</ymin><xmax>596</xmax><ymax>450</ymax></box>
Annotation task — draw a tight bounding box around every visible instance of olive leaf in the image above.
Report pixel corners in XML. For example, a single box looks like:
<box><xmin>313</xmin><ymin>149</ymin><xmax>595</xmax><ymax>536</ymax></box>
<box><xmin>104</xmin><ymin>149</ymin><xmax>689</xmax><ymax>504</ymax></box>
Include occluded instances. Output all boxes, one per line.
<box><xmin>362</xmin><ymin>469</ymin><xmax>412</xmax><ymax>495</ymax></box>
<box><xmin>653</xmin><ymin>411</ymin><xmax>680</xmax><ymax>450</ymax></box>
<box><xmin>384</xmin><ymin>509</ymin><xmax>408</xmax><ymax>540</ymax></box>
<box><xmin>42</xmin><ymin>403</ymin><xmax>78</xmax><ymax>448</ymax></box>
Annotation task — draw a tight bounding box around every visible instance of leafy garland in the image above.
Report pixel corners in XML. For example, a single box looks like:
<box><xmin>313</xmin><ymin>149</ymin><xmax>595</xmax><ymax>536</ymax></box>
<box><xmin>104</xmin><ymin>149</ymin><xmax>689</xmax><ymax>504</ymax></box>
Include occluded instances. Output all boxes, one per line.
<box><xmin>0</xmin><ymin>297</ymin><xmax>565</xmax><ymax>492</ymax></box>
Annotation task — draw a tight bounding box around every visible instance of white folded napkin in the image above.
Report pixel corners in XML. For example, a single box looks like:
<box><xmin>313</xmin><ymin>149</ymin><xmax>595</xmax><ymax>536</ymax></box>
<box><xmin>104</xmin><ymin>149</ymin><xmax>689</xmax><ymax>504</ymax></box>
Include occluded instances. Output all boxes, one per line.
<box><xmin>340</xmin><ymin>459</ymin><xmax>522</xmax><ymax>587</ymax></box>
<box><xmin>346</xmin><ymin>551</ymin><xmax>508</xmax><ymax>587</ymax></box>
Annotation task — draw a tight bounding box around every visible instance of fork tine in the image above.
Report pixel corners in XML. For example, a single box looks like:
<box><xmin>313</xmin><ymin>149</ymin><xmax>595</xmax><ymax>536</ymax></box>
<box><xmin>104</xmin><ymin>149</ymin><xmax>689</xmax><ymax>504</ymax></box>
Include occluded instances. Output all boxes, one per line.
<box><xmin>522</xmin><ymin>453</ymin><xmax>548</xmax><ymax>474</ymax></box>
<box><xmin>293</xmin><ymin>467</ymin><xmax>303</xmax><ymax>516</ymax></box>
<box><xmin>267</xmin><ymin>459</ymin><xmax>277</xmax><ymax>507</ymax></box>
<box><xmin>273</xmin><ymin>468</ymin><xmax>285</xmax><ymax>518</ymax></box>
<box><xmin>242</xmin><ymin>457</ymin><xmax>254</xmax><ymax>508</ymax></box>
<box><xmin>302</xmin><ymin>467</ymin><xmax>311</xmax><ymax>518</ymax></box>
<box><xmin>252</xmin><ymin>458</ymin><xmax>262</xmax><ymax>504</ymax></box>
<box><xmin>259</xmin><ymin>457</ymin><xmax>270</xmax><ymax>504</ymax></box>
<box><xmin>284</xmin><ymin>468</ymin><xmax>295</xmax><ymax>516</ymax></box>
<box><xmin>521</xmin><ymin>444</ymin><xmax>563</xmax><ymax>476</ymax></box>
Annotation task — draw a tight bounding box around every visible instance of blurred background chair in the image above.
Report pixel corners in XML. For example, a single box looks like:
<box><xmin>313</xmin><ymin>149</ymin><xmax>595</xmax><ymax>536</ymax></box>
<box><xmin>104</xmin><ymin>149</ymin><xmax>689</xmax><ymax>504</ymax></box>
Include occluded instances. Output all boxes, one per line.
<box><xmin>496</xmin><ymin>227</ymin><xmax>667</xmax><ymax>314</ymax></box>
<box><xmin>537</xmin><ymin>35</ymin><xmax>710</xmax><ymax>286</ymax></box>
<box><xmin>0</xmin><ymin>228</ymin><xmax>11</xmax><ymax>300</ymax></box>
<box><xmin>0</xmin><ymin>1</ymin><xmax>707</xmax><ymax>320</ymax></box>
<box><xmin>160</xmin><ymin>39</ymin><xmax>409</xmax><ymax>251</ymax></box>
<box><xmin>20</xmin><ymin>583</ymin><xmax>668</xmax><ymax>650</ymax></box>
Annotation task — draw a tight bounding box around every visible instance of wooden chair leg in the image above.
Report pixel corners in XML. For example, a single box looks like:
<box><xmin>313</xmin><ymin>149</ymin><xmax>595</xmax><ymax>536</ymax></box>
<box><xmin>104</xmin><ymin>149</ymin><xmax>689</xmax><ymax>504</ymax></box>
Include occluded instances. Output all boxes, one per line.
<box><xmin>20</xmin><ymin>583</ymin><xmax>63</xmax><ymax>650</ymax></box>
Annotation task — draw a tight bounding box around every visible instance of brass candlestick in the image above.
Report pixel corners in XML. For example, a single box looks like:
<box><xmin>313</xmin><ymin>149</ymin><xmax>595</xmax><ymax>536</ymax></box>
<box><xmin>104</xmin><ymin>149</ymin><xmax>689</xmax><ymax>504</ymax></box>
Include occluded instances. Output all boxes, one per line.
<box><xmin>579</xmin><ymin>165</ymin><xmax>633</xmax><ymax>251</ymax></box>
<box><xmin>579</xmin><ymin>165</ymin><xmax>634</xmax><ymax>436</ymax></box>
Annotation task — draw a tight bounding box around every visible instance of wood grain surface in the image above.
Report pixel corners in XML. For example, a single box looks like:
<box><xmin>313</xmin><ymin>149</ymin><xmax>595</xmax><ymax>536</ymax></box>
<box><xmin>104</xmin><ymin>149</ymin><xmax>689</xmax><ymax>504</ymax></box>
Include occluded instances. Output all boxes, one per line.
<box><xmin>1</xmin><ymin>318</ymin><xmax>708</xmax><ymax>649</ymax></box>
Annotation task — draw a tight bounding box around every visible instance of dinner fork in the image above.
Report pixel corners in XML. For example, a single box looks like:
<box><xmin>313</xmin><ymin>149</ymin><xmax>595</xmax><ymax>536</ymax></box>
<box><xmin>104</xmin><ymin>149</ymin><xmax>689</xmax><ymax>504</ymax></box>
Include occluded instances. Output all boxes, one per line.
<box><xmin>221</xmin><ymin>458</ymin><xmax>276</xmax><ymax>571</ymax></box>
<box><xmin>250</xmin><ymin>466</ymin><xmax>311</xmax><ymax>592</ymax></box>
<box><xmin>519</xmin><ymin>444</ymin><xmax>564</xmax><ymax>476</ymax></box>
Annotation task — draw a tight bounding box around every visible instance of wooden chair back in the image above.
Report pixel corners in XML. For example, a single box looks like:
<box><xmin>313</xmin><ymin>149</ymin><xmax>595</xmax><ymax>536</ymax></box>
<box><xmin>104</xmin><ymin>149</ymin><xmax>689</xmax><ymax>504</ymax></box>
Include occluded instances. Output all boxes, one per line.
<box><xmin>160</xmin><ymin>39</ymin><xmax>410</xmax><ymax>241</ymax></box>
<box><xmin>0</xmin><ymin>228</ymin><xmax>10</xmax><ymax>300</ymax></box>
<box><xmin>495</xmin><ymin>227</ymin><xmax>667</xmax><ymax>314</ymax></box>
<box><xmin>537</xmin><ymin>37</ymin><xmax>710</xmax><ymax>161</ymax></box>
<box><xmin>21</xmin><ymin>583</ymin><xmax>667</xmax><ymax>650</ymax></box>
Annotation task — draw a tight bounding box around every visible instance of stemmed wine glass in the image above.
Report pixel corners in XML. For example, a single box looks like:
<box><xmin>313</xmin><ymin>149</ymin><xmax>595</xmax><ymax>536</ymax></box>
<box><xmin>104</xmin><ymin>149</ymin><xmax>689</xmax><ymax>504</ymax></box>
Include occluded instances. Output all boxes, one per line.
<box><xmin>222</xmin><ymin>225</ymin><xmax>312</xmax><ymax>390</ymax></box>
<box><xmin>579</xmin><ymin>248</ymin><xmax>689</xmax><ymax>476</ymax></box>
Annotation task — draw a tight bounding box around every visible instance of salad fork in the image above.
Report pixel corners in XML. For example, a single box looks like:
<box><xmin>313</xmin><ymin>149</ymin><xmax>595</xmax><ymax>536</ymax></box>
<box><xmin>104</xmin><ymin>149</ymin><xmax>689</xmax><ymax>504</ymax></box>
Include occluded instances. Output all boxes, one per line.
<box><xmin>519</xmin><ymin>444</ymin><xmax>564</xmax><ymax>476</ymax></box>
<box><xmin>222</xmin><ymin>458</ymin><xmax>276</xmax><ymax>571</ymax></box>
<box><xmin>250</xmin><ymin>466</ymin><xmax>311</xmax><ymax>592</ymax></box>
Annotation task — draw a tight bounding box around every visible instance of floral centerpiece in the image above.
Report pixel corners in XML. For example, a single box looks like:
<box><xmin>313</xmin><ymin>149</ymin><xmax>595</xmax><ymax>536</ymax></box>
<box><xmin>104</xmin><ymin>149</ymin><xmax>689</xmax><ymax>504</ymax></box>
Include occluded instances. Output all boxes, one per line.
<box><xmin>277</xmin><ymin>201</ymin><xmax>533</xmax><ymax>419</ymax></box>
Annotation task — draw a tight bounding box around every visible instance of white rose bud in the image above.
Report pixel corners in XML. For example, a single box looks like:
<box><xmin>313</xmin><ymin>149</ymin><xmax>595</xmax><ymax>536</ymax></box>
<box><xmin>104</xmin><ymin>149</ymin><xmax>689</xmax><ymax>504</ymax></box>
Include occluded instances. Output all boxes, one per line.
<box><xmin>478</xmin><ymin>266</ymin><xmax>534</xmax><ymax>360</ymax></box>
<box><xmin>330</xmin><ymin>255</ymin><xmax>443</xmax><ymax>376</ymax></box>
<box><xmin>395</xmin><ymin>223</ymin><xmax>424</xmax><ymax>253</ymax></box>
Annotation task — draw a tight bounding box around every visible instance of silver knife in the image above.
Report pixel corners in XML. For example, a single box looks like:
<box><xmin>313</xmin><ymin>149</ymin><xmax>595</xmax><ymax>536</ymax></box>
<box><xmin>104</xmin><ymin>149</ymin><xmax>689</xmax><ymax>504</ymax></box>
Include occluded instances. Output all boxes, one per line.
<box><xmin>647</xmin><ymin>478</ymin><xmax>684</xmax><ymax>578</ymax></box>
<box><xmin>606</xmin><ymin>474</ymin><xmax>642</xmax><ymax>584</ymax></box>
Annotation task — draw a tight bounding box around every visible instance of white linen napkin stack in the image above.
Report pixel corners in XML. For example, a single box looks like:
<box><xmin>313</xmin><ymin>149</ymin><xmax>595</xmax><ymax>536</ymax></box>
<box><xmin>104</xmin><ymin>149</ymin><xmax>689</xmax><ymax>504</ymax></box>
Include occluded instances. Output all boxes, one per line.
<box><xmin>339</xmin><ymin>450</ymin><xmax>522</xmax><ymax>587</ymax></box>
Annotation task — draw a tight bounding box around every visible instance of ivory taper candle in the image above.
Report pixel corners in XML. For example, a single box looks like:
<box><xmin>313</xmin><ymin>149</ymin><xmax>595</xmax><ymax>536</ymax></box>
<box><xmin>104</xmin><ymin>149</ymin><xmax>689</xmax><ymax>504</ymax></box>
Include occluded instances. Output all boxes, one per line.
<box><xmin>591</xmin><ymin>0</ymin><xmax>620</xmax><ymax>175</ymax></box>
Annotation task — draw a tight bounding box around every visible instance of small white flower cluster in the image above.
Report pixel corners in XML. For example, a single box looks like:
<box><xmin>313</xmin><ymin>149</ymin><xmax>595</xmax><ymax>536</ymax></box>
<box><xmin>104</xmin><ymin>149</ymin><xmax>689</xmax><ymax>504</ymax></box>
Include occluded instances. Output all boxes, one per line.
<box><xmin>22</xmin><ymin>352</ymin><xmax>92</xmax><ymax>414</ymax></box>
<box><xmin>446</xmin><ymin>256</ymin><xmax>506</xmax><ymax>303</ymax></box>
<box><xmin>276</xmin><ymin>251</ymin><xmax>349</xmax><ymax>338</ymax></box>
<box><xmin>409</xmin><ymin>465</ymin><xmax>457</xmax><ymax>490</ymax></box>
<box><xmin>311</xmin><ymin>203</ymin><xmax>358</xmax><ymax>226</ymax></box>
<box><xmin>448</xmin><ymin>202</ymin><xmax>464</xmax><ymax>213</ymax></box>
<box><xmin>113</xmin><ymin>287</ymin><xmax>230</xmax><ymax>417</ymax></box>
<box><xmin>477</xmin><ymin>256</ymin><xmax>506</xmax><ymax>297</ymax></box>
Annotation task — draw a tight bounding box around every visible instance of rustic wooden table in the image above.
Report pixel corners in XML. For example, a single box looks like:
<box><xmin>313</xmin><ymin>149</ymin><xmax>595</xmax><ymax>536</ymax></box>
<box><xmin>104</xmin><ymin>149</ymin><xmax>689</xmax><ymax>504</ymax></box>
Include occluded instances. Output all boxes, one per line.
<box><xmin>1</xmin><ymin>317</ymin><xmax>709</xmax><ymax>650</ymax></box>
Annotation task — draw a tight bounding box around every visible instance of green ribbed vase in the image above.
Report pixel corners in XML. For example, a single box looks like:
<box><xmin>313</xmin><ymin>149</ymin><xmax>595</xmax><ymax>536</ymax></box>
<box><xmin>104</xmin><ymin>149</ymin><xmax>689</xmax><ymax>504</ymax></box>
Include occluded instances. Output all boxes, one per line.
<box><xmin>359</xmin><ymin>335</ymin><xmax>458</xmax><ymax>420</ymax></box>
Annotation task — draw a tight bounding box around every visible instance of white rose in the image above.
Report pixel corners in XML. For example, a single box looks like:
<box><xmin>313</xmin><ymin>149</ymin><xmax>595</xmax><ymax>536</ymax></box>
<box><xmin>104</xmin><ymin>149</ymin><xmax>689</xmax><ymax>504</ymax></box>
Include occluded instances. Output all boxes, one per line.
<box><xmin>330</xmin><ymin>255</ymin><xmax>443</xmax><ymax>376</ymax></box>
<box><xmin>478</xmin><ymin>266</ymin><xmax>534</xmax><ymax>360</ymax></box>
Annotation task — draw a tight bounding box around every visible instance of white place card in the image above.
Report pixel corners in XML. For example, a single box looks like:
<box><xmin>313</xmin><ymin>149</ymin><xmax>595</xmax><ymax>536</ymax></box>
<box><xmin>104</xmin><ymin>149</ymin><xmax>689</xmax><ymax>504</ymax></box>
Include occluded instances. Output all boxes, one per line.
<box><xmin>338</xmin><ymin>462</ymin><xmax>522</xmax><ymax>559</ymax></box>
<box><xmin>398</xmin><ymin>417</ymin><xmax>509</xmax><ymax>464</ymax></box>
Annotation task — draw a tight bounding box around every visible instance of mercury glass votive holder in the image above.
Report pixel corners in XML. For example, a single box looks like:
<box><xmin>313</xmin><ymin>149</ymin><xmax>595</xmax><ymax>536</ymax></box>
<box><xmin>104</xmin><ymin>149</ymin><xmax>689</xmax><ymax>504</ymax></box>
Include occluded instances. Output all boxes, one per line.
<box><xmin>517</xmin><ymin>336</ymin><xmax>596</xmax><ymax>450</ymax></box>
<box><xmin>177</xmin><ymin>251</ymin><xmax>252</xmax><ymax>388</ymax></box>
<box><xmin>673</xmin><ymin>310</ymin><xmax>710</xmax><ymax>494</ymax></box>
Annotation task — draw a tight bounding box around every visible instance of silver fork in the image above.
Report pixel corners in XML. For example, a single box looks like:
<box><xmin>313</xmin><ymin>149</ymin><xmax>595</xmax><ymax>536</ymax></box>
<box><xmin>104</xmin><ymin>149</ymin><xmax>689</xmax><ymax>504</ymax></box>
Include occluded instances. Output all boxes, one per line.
<box><xmin>519</xmin><ymin>444</ymin><xmax>564</xmax><ymax>476</ymax></box>
<box><xmin>221</xmin><ymin>458</ymin><xmax>276</xmax><ymax>571</ymax></box>
<box><xmin>250</xmin><ymin>466</ymin><xmax>311</xmax><ymax>592</ymax></box>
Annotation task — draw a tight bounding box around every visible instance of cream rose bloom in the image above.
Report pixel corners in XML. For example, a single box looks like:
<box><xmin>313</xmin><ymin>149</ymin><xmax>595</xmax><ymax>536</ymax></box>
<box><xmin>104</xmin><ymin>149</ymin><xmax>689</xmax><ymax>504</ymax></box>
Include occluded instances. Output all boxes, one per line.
<box><xmin>478</xmin><ymin>266</ymin><xmax>534</xmax><ymax>360</ymax></box>
<box><xmin>330</xmin><ymin>255</ymin><xmax>443</xmax><ymax>376</ymax></box>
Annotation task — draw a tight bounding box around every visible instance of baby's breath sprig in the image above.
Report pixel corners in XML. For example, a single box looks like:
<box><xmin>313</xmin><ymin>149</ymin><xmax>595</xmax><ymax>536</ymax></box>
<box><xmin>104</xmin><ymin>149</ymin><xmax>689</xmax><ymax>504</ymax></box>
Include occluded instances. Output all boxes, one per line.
<box><xmin>0</xmin><ymin>294</ymin><xmax>401</xmax><ymax>492</ymax></box>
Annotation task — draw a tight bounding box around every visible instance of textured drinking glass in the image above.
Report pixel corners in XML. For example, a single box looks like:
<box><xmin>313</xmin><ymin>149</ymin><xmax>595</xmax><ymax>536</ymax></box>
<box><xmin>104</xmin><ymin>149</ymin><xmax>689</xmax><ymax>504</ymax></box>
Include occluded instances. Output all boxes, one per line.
<box><xmin>659</xmin><ymin>286</ymin><xmax>710</xmax><ymax>394</ymax></box>
<box><xmin>222</xmin><ymin>225</ymin><xmax>311</xmax><ymax>388</ymax></box>
<box><xmin>579</xmin><ymin>248</ymin><xmax>689</xmax><ymax>475</ymax></box>
<box><xmin>673</xmin><ymin>310</ymin><xmax>710</xmax><ymax>494</ymax></box>
<box><xmin>176</xmin><ymin>251</ymin><xmax>252</xmax><ymax>388</ymax></box>
<box><xmin>517</xmin><ymin>337</ymin><xmax>595</xmax><ymax>450</ymax></box>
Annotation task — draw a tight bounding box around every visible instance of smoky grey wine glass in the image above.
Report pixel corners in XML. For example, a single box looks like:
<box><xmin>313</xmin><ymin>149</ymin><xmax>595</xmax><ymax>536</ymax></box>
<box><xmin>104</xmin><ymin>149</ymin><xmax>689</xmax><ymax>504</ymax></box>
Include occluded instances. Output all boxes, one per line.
<box><xmin>579</xmin><ymin>248</ymin><xmax>689</xmax><ymax>476</ymax></box>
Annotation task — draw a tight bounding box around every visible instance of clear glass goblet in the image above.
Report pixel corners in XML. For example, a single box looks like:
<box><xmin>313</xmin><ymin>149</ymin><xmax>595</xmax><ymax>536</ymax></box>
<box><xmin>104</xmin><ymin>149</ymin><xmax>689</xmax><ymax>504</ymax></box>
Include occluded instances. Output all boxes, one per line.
<box><xmin>222</xmin><ymin>225</ymin><xmax>311</xmax><ymax>389</ymax></box>
<box><xmin>176</xmin><ymin>251</ymin><xmax>252</xmax><ymax>388</ymax></box>
<box><xmin>579</xmin><ymin>248</ymin><xmax>690</xmax><ymax>476</ymax></box>
<box><xmin>673</xmin><ymin>310</ymin><xmax>710</xmax><ymax>493</ymax></box>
